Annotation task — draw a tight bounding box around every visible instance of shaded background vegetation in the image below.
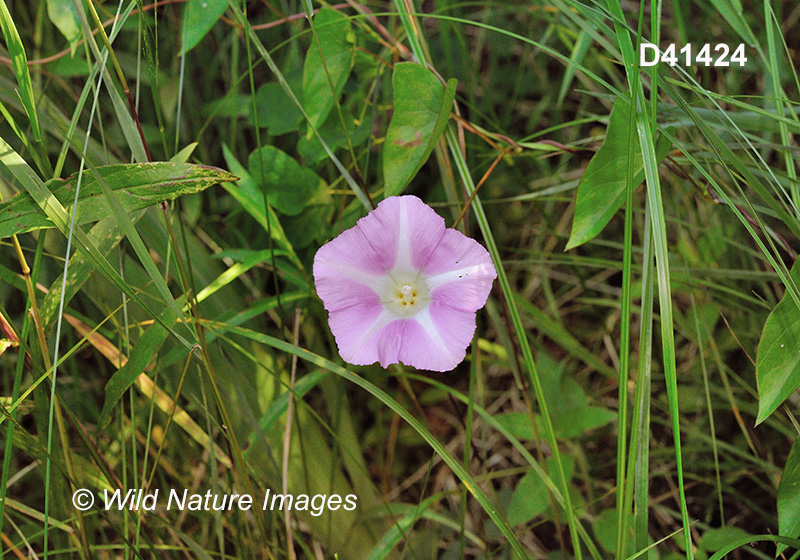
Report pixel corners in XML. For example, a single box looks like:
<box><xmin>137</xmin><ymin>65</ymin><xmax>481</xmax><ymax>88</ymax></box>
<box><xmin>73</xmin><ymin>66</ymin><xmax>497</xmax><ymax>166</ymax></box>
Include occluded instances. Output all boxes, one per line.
<box><xmin>1</xmin><ymin>0</ymin><xmax>800</xmax><ymax>558</ymax></box>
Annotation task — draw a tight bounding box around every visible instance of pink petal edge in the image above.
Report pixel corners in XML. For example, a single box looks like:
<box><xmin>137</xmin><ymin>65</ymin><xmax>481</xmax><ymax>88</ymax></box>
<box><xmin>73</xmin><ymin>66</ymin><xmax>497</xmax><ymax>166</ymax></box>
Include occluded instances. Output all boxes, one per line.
<box><xmin>425</xmin><ymin>229</ymin><xmax>497</xmax><ymax>312</ymax></box>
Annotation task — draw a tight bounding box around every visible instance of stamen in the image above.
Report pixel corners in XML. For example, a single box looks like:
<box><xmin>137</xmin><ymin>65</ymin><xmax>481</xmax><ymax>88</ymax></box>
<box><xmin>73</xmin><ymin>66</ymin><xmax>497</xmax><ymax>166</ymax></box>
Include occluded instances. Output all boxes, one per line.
<box><xmin>384</xmin><ymin>276</ymin><xmax>430</xmax><ymax>317</ymax></box>
<box><xmin>400</xmin><ymin>284</ymin><xmax>416</xmax><ymax>305</ymax></box>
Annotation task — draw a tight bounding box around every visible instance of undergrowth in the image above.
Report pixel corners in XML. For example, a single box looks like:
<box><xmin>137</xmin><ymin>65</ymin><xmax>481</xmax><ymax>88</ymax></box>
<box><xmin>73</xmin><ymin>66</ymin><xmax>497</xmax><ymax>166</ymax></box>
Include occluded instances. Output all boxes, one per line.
<box><xmin>1</xmin><ymin>0</ymin><xmax>800</xmax><ymax>559</ymax></box>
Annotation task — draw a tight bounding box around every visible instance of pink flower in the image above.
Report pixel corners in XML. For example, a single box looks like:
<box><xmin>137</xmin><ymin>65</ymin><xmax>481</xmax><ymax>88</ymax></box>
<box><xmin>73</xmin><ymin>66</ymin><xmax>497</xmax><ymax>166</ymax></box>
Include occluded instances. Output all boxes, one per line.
<box><xmin>313</xmin><ymin>195</ymin><xmax>497</xmax><ymax>372</ymax></box>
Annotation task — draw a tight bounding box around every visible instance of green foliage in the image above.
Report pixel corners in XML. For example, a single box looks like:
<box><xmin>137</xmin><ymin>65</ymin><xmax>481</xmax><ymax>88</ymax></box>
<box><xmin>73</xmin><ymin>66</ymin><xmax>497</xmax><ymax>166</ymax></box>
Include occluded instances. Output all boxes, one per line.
<box><xmin>45</xmin><ymin>0</ymin><xmax>80</xmax><ymax>54</ymax></box>
<box><xmin>756</xmin><ymin>260</ymin><xmax>800</xmax><ymax>424</ymax></box>
<box><xmin>383</xmin><ymin>63</ymin><xmax>457</xmax><ymax>196</ymax></box>
<box><xmin>507</xmin><ymin>455</ymin><xmax>575</xmax><ymax>527</ymax></box>
<box><xmin>707</xmin><ymin>0</ymin><xmax>758</xmax><ymax>46</ymax></box>
<box><xmin>221</xmin><ymin>144</ymin><xmax>304</xmax><ymax>267</ymax></box>
<box><xmin>298</xmin><ymin>111</ymin><xmax>370</xmax><ymax>165</ymax></box>
<box><xmin>778</xmin><ymin>437</ymin><xmax>800</xmax><ymax>548</ymax></box>
<box><xmin>496</xmin><ymin>353</ymin><xmax>616</xmax><ymax>439</ymax></box>
<box><xmin>302</xmin><ymin>8</ymin><xmax>354</xmax><ymax>132</ymax></box>
<box><xmin>566</xmin><ymin>99</ymin><xmax>672</xmax><ymax>250</ymax></box>
<box><xmin>0</xmin><ymin>0</ymin><xmax>40</xmax><ymax>142</ymax></box>
<box><xmin>2</xmin><ymin>1</ymin><xmax>800</xmax><ymax>559</ymax></box>
<box><xmin>97</xmin><ymin>306</ymin><xmax>179</xmax><ymax>429</ymax></box>
<box><xmin>698</xmin><ymin>527</ymin><xmax>753</xmax><ymax>553</ymax></box>
<box><xmin>0</xmin><ymin>163</ymin><xmax>235</xmax><ymax>237</ymax></box>
<box><xmin>248</xmin><ymin>145</ymin><xmax>325</xmax><ymax>216</ymax></box>
<box><xmin>181</xmin><ymin>0</ymin><xmax>229</xmax><ymax>55</ymax></box>
<box><xmin>252</xmin><ymin>82</ymin><xmax>304</xmax><ymax>135</ymax></box>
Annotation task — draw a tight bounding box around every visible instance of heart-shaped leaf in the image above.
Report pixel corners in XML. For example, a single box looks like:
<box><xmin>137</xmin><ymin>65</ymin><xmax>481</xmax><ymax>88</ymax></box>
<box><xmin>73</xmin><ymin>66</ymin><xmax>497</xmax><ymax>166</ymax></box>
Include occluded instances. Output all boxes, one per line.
<box><xmin>248</xmin><ymin>145</ymin><xmax>324</xmax><ymax>216</ymax></box>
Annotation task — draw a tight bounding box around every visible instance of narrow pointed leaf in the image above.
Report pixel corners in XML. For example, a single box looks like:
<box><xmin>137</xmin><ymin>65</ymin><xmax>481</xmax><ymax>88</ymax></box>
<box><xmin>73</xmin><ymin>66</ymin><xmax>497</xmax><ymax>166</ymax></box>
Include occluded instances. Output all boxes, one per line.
<box><xmin>0</xmin><ymin>163</ymin><xmax>236</xmax><ymax>238</ymax></box>
<box><xmin>566</xmin><ymin>100</ymin><xmax>672</xmax><ymax>250</ymax></box>
<box><xmin>756</xmin><ymin>261</ymin><xmax>800</xmax><ymax>424</ymax></box>
<box><xmin>0</xmin><ymin>0</ymin><xmax>41</xmax><ymax>140</ymax></box>
<box><xmin>97</xmin><ymin>305</ymin><xmax>178</xmax><ymax>430</ymax></box>
<box><xmin>778</xmin><ymin>437</ymin><xmax>800</xmax><ymax>552</ymax></box>
<box><xmin>46</xmin><ymin>0</ymin><xmax>81</xmax><ymax>54</ymax></box>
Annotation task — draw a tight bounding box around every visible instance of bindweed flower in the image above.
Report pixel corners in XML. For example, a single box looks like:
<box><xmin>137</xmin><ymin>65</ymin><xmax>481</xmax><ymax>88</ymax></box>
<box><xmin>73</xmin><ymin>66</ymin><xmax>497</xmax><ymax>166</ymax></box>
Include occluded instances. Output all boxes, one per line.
<box><xmin>313</xmin><ymin>195</ymin><xmax>496</xmax><ymax>372</ymax></box>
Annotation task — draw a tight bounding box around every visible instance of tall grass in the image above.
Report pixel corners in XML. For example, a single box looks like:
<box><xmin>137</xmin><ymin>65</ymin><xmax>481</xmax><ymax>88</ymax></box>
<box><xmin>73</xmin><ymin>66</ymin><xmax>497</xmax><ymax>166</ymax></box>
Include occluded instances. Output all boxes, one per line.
<box><xmin>1</xmin><ymin>0</ymin><xmax>799</xmax><ymax>558</ymax></box>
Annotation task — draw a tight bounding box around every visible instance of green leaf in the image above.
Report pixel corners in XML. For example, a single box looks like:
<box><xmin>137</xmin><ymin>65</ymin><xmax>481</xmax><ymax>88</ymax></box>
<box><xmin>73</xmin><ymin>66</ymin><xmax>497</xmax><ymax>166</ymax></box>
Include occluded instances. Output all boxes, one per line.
<box><xmin>756</xmin><ymin>261</ymin><xmax>800</xmax><ymax>424</ymax></box>
<box><xmin>181</xmin><ymin>0</ymin><xmax>228</xmax><ymax>55</ymax></box>
<box><xmin>593</xmin><ymin>509</ymin><xmax>621</xmax><ymax>553</ymax></box>
<box><xmin>707</xmin><ymin>0</ymin><xmax>757</xmax><ymax>46</ymax></box>
<box><xmin>551</xmin><ymin>407</ymin><xmax>617</xmax><ymax>439</ymax></box>
<box><xmin>0</xmin><ymin>136</ymin><xmax>191</xmax><ymax>349</ymax></box>
<box><xmin>565</xmin><ymin>99</ymin><xmax>672</xmax><ymax>250</ymax></box>
<box><xmin>46</xmin><ymin>0</ymin><xmax>81</xmax><ymax>54</ymax></box>
<box><xmin>298</xmin><ymin>112</ymin><xmax>370</xmax><ymax>166</ymax></box>
<box><xmin>282</xmin><ymin>201</ymin><xmax>333</xmax><ymax>249</ymax></box>
<box><xmin>592</xmin><ymin>509</ymin><xmax>657</xmax><ymax>559</ymax></box>
<box><xmin>514</xmin><ymin>294</ymin><xmax>617</xmax><ymax>378</ymax></box>
<box><xmin>171</xmin><ymin>142</ymin><xmax>199</xmax><ymax>163</ymax></box>
<box><xmin>557</xmin><ymin>30</ymin><xmax>593</xmax><ymax>107</ymax></box>
<box><xmin>203</xmin><ymin>93</ymin><xmax>251</xmax><ymax>118</ymax></box>
<box><xmin>507</xmin><ymin>455</ymin><xmax>574</xmax><ymax>527</ymax></box>
<box><xmin>221</xmin><ymin>144</ymin><xmax>303</xmax><ymax>270</ymax></box>
<box><xmin>383</xmin><ymin>63</ymin><xmax>457</xmax><ymax>196</ymax></box>
<box><xmin>196</xmin><ymin>249</ymin><xmax>285</xmax><ymax>303</ymax></box>
<box><xmin>0</xmin><ymin>0</ymin><xmax>41</xmax><ymax>141</ymax></box>
<box><xmin>778</xmin><ymin>436</ymin><xmax>800</xmax><ymax>551</ymax></box>
<box><xmin>248</xmin><ymin>145</ymin><xmax>324</xmax><ymax>216</ymax></box>
<box><xmin>302</xmin><ymin>8</ymin><xmax>354</xmax><ymax>131</ymax></box>
<box><xmin>698</xmin><ymin>527</ymin><xmax>752</xmax><ymax>551</ymax></box>
<box><xmin>495</xmin><ymin>412</ymin><xmax>535</xmax><ymax>440</ymax></box>
<box><xmin>226</xmin><ymin>3</ymin><xmax>371</xmax><ymax>212</ymax></box>
<box><xmin>97</xmin><ymin>305</ymin><xmax>180</xmax><ymax>429</ymax></box>
<box><xmin>39</xmin><ymin>213</ymin><xmax>142</xmax><ymax>332</ymax></box>
<box><xmin>0</xmin><ymin>163</ymin><xmax>235</xmax><ymax>238</ymax></box>
<box><xmin>496</xmin><ymin>353</ymin><xmax>616</xmax><ymax>439</ymax></box>
<box><xmin>252</xmin><ymin>82</ymin><xmax>304</xmax><ymax>136</ymax></box>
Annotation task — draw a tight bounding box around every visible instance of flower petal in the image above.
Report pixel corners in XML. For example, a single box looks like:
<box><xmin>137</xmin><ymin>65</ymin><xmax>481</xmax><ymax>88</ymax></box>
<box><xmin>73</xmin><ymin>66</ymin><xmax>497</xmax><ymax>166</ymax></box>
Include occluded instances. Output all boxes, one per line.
<box><xmin>328</xmin><ymin>305</ymin><xmax>398</xmax><ymax>365</ymax></box>
<box><xmin>314</xmin><ymin>195</ymin><xmax>496</xmax><ymax>372</ymax></box>
<box><xmin>313</xmin><ymin>224</ymin><xmax>391</xmax><ymax>282</ymax></box>
<box><xmin>397</xmin><ymin>303</ymin><xmax>478</xmax><ymax>371</ymax></box>
<box><xmin>386</xmin><ymin>196</ymin><xmax>447</xmax><ymax>272</ymax></box>
<box><xmin>314</xmin><ymin>239</ymin><xmax>392</xmax><ymax>311</ymax></box>
<box><xmin>340</xmin><ymin>302</ymin><xmax>477</xmax><ymax>371</ymax></box>
<box><xmin>328</xmin><ymin>303</ymin><xmax>478</xmax><ymax>372</ymax></box>
<box><xmin>424</xmin><ymin>229</ymin><xmax>496</xmax><ymax>311</ymax></box>
<box><xmin>314</xmin><ymin>267</ymin><xmax>385</xmax><ymax>312</ymax></box>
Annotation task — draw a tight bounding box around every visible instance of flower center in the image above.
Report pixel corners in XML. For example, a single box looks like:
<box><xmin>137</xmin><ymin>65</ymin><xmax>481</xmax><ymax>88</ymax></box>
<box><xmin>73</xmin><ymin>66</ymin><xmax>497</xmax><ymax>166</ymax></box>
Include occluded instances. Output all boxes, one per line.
<box><xmin>384</xmin><ymin>275</ymin><xmax>430</xmax><ymax>318</ymax></box>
